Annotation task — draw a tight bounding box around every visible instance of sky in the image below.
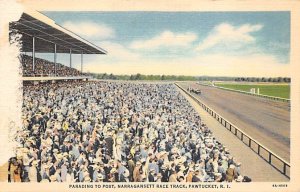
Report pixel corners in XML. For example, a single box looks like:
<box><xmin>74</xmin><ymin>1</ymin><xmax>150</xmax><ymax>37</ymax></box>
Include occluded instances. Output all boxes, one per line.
<box><xmin>41</xmin><ymin>11</ymin><xmax>290</xmax><ymax>77</ymax></box>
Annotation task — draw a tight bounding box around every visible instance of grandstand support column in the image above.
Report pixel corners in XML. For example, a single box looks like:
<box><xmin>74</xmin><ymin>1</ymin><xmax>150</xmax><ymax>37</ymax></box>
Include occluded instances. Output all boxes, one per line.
<box><xmin>81</xmin><ymin>52</ymin><xmax>83</xmax><ymax>74</ymax></box>
<box><xmin>54</xmin><ymin>44</ymin><xmax>57</xmax><ymax>76</ymax></box>
<box><xmin>70</xmin><ymin>49</ymin><xmax>72</xmax><ymax>68</ymax></box>
<box><xmin>32</xmin><ymin>36</ymin><xmax>35</xmax><ymax>72</ymax></box>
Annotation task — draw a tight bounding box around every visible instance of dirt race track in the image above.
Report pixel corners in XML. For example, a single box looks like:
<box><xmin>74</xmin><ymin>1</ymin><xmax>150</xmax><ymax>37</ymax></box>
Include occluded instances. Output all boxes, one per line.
<box><xmin>179</xmin><ymin>82</ymin><xmax>290</xmax><ymax>162</ymax></box>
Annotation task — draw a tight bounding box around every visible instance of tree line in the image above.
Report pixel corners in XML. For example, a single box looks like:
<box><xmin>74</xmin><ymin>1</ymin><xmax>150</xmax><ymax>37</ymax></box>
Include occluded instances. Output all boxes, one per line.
<box><xmin>234</xmin><ymin>77</ymin><xmax>290</xmax><ymax>83</ymax></box>
<box><xmin>86</xmin><ymin>73</ymin><xmax>290</xmax><ymax>82</ymax></box>
<box><xmin>87</xmin><ymin>73</ymin><xmax>197</xmax><ymax>81</ymax></box>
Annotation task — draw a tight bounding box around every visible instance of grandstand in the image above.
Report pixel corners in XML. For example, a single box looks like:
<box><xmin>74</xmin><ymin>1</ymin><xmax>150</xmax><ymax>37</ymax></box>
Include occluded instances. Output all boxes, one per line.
<box><xmin>21</xmin><ymin>55</ymin><xmax>82</xmax><ymax>77</ymax></box>
<box><xmin>9</xmin><ymin>10</ymin><xmax>107</xmax><ymax>82</ymax></box>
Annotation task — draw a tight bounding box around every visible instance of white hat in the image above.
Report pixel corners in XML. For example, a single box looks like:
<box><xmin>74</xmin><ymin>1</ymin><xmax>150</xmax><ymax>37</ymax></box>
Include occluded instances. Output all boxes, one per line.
<box><xmin>50</xmin><ymin>175</ymin><xmax>57</xmax><ymax>182</ymax></box>
<box><xmin>121</xmin><ymin>161</ymin><xmax>127</xmax><ymax>166</ymax></box>
<box><xmin>41</xmin><ymin>179</ymin><xmax>49</xmax><ymax>183</ymax></box>
<box><xmin>97</xmin><ymin>174</ymin><xmax>104</xmax><ymax>180</ymax></box>
<box><xmin>83</xmin><ymin>171</ymin><xmax>90</xmax><ymax>178</ymax></box>
<box><xmin>56</xmin><ymin>153</ymin><xmax>63</xmax><ymax>159</ymax></box>
<box><xmin>188</xmin><ymin>168</ymin><xmax>194</xmax><ymax>172</ymax></box>
<box><xmin>123</xmin><ymin>169</ymin><xmax>130</xmax><ymax>177</ymax></box>
<box><xmin>22</xmin><ymin>148</ymin><xmax>29</xmax><ymax>153</ymax></box>
<box><xmin>179</xmin><ymin>166</ymin><xmax>186</xmax><ymax>171</ymax></box>
<box><xmin>94</xmin><ymin>158</ymin><xmax>101</xmax><ymax>163</ymax></box>
<box><xmin>110</xmin><ymin>168</ymin><xmax>117</xmax><ymax>173</ymax></box>
<box><xmin>141</xmin><ymin>158</ymin><xmax>146</xmax><ymax>163</ymax></box>
<box><xmin>32</xmin><ymin>160</ymin><xmax>39</xmax><ymax>166</ymax></box>
<box><xmin>91</xmin><ymin>165</ymin><xmax>100</xmax><ymax>170</ymax></box>
<box><xmin>84</xmin><ymin>176</ymin><xmax>91</xmax><ymax>182</ymax></box>
<box><xmin>136</xmin><ymin>161</ymin><xmax>141</xmax><ymax>166</ymax></box>
<box><xmin>236</xmin><ymin>175</ymin><xmax>243</xmax><ymax>182</ymax></box>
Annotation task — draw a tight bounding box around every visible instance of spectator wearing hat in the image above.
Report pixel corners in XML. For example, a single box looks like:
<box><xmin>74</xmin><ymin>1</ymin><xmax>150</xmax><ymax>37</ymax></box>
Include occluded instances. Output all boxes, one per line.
<box><xmin>105</xmin><ymin>132</ymin><xmax>114</xmax><ymax>157</ymax></box>
<box><xmin>226</xmin><ymin>164</ymin><xmax>236</xmax><ymax>182</ymax></box>
<box><xmin>66</xmin><ymin>168</ymin><xmax>75</xmax><ymax>182</ymax></box>
<box><xmin>160</xmin><ymin>164</ymin><xmax>169</xmax><ymax>182</ymax></box>
<box><xmin>119</xmin><ymin>169</ymin><xmax>130</xmax><ymax>182</ymax></box>
<box><xmin>9</xmin><ymin>158</ymin><xmax>21</xmax><ymax>182</ymax></box>
<box><xmin>61</xmin><ymin>162</ymin><xmax>68</xmax><ymax>182</ymax></box>
<box><xmin>214</xmin><ymin>173</ymin><xmax>223</xmax><ymax>182</ymax></box>
<box><xmin>12</xmin><ymin>160</ymin><xmax>22</xmax><ymax>182</ymax></box>
<box><xmin>97</xmin><ymin>174</ymin><xmax>104</xmax><ymax>182</ymax></box>
<box><xmin>169</xmin><ymin>170</ymin><xmax>177</xmax><ymax>182</ymax></box>
<box><xmin>186</xmin><ymin>168</ymin><xmax>194</xmax><ymax>182</ymax></box>
<box><xmin>28</xmin><ymin>160</ymin><xmax>39</xmax><ymax>182</ymax></box>
<box><xmin>156</xmin><ymin>173</ymin><xmax>162</xmax><ymax>182</ymax></box>
<box><xmin>192</xmin><ymin>169</ymin><xmax>202</xmax><ymax>182</ymax></box>
<box><xmin>127</xmin><ymin>156</ymin><xmax>135</xmax><ymax>181</ymax></box>
<box><xmin>234</xmin><ymin>162</ymin><xmax>241</xmax><ymax>178</ymax></box>
<box><xmin>133</xmin><ymin>161</ymin><xmax>141</xmax><ymax>182</ymax></box>
<box><xmin>148</xmin><ymin>169</ymin><xmax>155</xmax><ymax>182</ymax></box>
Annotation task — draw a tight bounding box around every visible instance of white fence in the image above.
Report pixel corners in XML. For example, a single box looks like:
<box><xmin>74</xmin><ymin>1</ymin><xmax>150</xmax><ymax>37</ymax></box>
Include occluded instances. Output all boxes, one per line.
<box><xmin>197</xmin><ymin>82</ymin><xmax>290</xmax><ymax>103</ymax></box>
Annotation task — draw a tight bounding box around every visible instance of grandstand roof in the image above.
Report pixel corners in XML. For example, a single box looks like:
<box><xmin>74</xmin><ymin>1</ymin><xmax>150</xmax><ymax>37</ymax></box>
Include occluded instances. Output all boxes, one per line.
<box><xmin>9</xmin><ymin>10</ymin><xmax>107</xmax><ymax>54</ymax></box>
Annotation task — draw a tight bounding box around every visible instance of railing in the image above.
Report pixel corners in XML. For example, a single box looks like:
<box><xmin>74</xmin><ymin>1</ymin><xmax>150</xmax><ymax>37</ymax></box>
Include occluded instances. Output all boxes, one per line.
<box><xmin>23</xmin><ymin>73</ymin><xmax>84</xmax><ymax>77</ymax></box>
<box><xmin>175</xmin><ymin>83</ymin><xmax>290</xmax><ymax>179</ymax></box>
<box><xmin>22</xmin><ymin>76</ymin><xmax>91</xmax><ymax>81</ymax></box>
<box><xmin>197</xmin><ymin>82</ymin><xmax>290</xmax><ymax>103</ymax></box>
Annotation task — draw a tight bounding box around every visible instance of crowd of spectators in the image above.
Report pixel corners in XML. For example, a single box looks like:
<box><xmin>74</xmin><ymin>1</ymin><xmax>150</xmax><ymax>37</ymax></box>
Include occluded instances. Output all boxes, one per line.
<box><xmin>9</xmin><ymin>81</ymin><xmax>251</xmax><ymax>183</ymax></box>
<box><xmin>21</xmin><ymin>55</ymin><xmax>82</xmax><ymax>77</ymax></box>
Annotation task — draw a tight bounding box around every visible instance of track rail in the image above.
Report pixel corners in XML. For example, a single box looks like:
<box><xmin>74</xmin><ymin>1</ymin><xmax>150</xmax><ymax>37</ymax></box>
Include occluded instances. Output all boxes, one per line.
<box><xmin>197</xmin><ymin>82</ymin><xmax>290</xmax><ymax>103</ymax></box>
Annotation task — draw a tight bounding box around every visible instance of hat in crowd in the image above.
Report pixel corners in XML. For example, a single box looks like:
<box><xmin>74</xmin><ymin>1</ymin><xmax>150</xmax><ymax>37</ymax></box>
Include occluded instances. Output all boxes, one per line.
<box><xmin>136</xmin><ymin>161</ymin><xmax>141</xmax><ymax>166</ymax></box>
<box><xmin>123</xmin><ymin>169</ymin><xmax>130</xmax><ymax>177</ymax></box>
<box><xmin>179</xmin><ymin>166</ymin><xmax>186</xmax><ymax>171</ymax></box>
<box><xmin>214</xmin><ymin>172</ymin><xmax>222</xmax><ymax>177</ymax></box>
<box><xmin>41</xmin><ymin>179</ymin><xmax>50</xmax><ymax>183</ymax></box>
<box><xmin>91</xmin><ymin>165</ymin><xmax>100</xmax><ymax>170</ymax></box>
<box><xmin>140</xmin><ymin>158</ymin><xmax>146</xmax><ymax>163</ymax></box>
<box><xmin>84</xmin><ymin>176</ymin><xmax>91</xmax><ymax>182</ymax></box>
<box><xmin>32</xmin><ymin>160</ymin><xmax>39</xmax><ymax>166</ymax></box>
<box><xmin>50</xmin><ymin>175</ymin><xmax>57</xmax><ymax>182</ymax></box>
<box><xmin>141</xmin><ymin>175</ymin><xmax>147</xmax><ymax>181</ymax></box>
<box><xmin>43</xmin><ymin>164</ymin><xmax>49</xmax><ymax>169</ymax></box>
<box><xmin>97</xmin><ymin>174</ymin><xmax>104</xmax><ymax>180</ymax></box>
<box><xmin>110</xmin><ymin>168</ymin><xmax>117</xmax><ymax>173</ymax></box>
<box><xmin>22</xmin><ymin>148</ymin><xmax>29</xmax><ymax>153</ymax></box>
<box><xmin>121</xmin><ymin>161</ymin><xmax>127</xmax><ymax>166</ymax></box>
<box><xmin>94</xmin><ymin>158</ymin><xmax>101</xmax><ymax>163</ymax></box>
<box><xmin>109</xmin><ymin>159</ymin><xmax>114</xmax><ymax>164</ymax></box>
<box><xmin>56</xmin><ymin>153</ymin><xmax>63</xmax><ymax>159</ymax></box>
<box><xmin>236</xmin><ymin>175</ymin><xmax>243</xmax><ymax>182</ymax></box>
<box><xmin>83</xmin><ymin>171</ymin><xmax>89</xmax><ymax>178</ymax></box>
